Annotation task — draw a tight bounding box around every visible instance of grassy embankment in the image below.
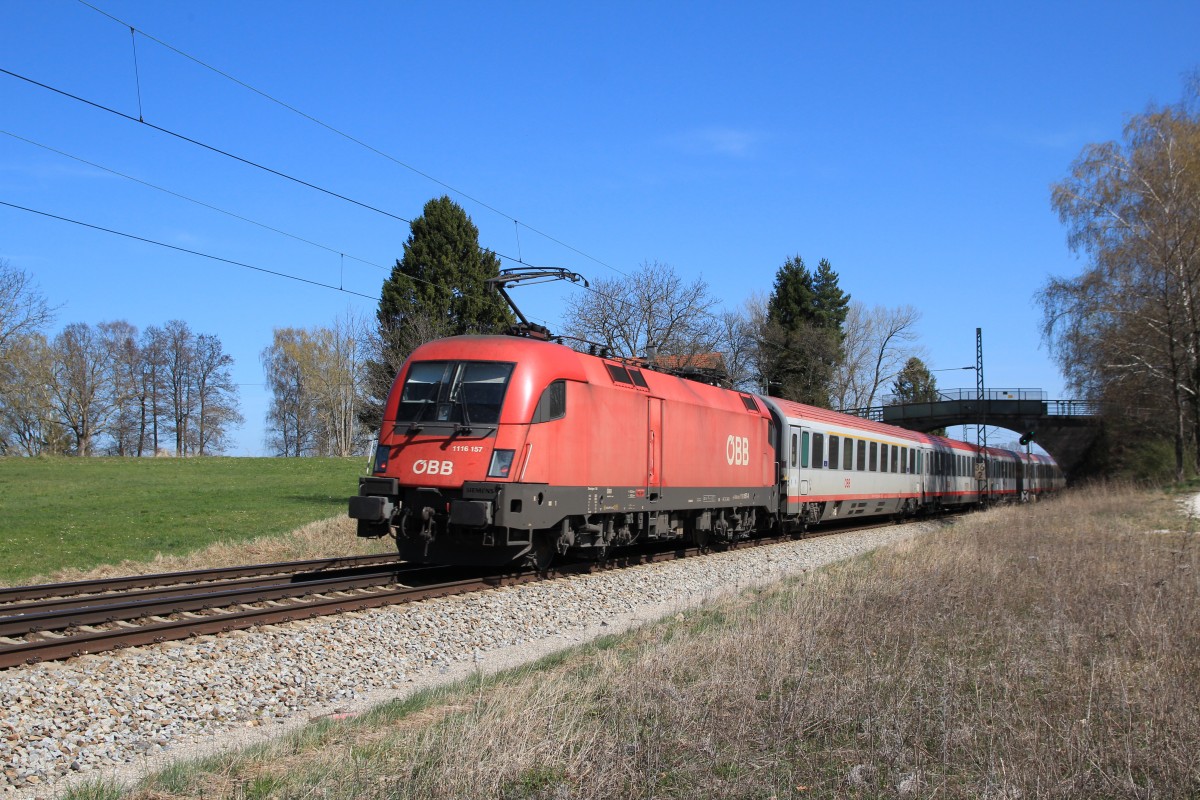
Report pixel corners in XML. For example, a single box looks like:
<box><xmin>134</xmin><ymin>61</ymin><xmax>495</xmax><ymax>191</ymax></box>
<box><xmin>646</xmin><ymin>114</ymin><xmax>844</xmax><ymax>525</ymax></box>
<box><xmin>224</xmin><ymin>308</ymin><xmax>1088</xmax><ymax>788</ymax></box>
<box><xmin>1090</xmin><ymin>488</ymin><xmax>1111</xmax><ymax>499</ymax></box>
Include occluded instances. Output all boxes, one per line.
<box><xmin>66</xmin><ymin>484</ymin><xmax>1200</xmax><ymax>799</ymax></box>
<box><xmin>0</xmin><ymin>457</ymin><xmax>391</xmax><ymax>586</ymax></box>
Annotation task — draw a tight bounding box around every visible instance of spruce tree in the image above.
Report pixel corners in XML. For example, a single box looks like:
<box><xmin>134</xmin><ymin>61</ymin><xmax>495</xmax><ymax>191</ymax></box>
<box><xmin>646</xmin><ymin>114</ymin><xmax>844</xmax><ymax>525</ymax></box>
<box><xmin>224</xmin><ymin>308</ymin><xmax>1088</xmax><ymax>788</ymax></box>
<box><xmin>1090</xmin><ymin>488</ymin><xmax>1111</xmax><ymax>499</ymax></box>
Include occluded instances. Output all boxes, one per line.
<box><xmin>761</xmin><ymin>255</ymin><xmax>849</xmax><ymax>407</ymax></box>
<box><xmin>812</xmin><ymin>258</ymin><xmax>850</xmax><ymax>333</ymax></box>
<box><xmin>891</xmin><ymin>356</ymin><xmax>944</xmax><ymax>435</ymax></box>
<box><xmin>377</xmin><ymin>196</ymin><xmax>512</xmax><ymax>342</ymax></box>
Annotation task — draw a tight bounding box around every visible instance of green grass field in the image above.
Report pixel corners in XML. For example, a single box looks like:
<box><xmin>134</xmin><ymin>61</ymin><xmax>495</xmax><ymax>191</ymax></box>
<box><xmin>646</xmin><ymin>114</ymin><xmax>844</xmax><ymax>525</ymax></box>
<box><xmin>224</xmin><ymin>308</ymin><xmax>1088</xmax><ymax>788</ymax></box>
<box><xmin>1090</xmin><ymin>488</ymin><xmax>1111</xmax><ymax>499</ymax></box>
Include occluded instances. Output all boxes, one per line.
<box><xmin>0</xmin><ymin>457</ymin><xmax>368</xmax><ymax>585</ymax></box>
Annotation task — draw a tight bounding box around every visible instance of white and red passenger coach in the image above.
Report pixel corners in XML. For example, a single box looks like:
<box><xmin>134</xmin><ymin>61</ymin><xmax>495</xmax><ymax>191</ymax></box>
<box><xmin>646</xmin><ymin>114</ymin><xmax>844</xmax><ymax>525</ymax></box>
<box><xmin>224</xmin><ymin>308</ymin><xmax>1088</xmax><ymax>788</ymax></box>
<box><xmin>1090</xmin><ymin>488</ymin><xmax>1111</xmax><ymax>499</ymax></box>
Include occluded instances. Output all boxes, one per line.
<box><xmin>349</xmin><ymin>335</ymin><xmax>1064</xmax><ymax>566</ymax></box>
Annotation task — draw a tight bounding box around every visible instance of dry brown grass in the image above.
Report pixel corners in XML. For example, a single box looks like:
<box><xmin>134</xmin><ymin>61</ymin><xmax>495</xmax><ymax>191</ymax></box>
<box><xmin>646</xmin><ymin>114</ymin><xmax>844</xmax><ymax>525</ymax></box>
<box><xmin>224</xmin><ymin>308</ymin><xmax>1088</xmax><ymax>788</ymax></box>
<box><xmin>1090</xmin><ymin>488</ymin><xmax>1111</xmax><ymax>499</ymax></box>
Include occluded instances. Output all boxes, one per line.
<box><xmin>98</xmin><ymin>485</ymin><xmax>1200</xmax><ymax>799</ymax></box>
<box><xmin>42</xmin><ymin>516</ymin><xmax>393</xmax><ymax>585</ymax></box>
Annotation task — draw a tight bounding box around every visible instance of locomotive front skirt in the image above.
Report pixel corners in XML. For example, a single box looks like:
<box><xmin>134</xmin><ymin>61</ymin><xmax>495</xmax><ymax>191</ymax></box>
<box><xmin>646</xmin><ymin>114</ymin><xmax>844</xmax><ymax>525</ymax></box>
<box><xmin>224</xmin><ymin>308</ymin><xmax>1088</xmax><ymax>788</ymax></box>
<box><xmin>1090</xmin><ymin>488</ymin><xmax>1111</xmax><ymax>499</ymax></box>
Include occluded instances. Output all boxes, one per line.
<box><xmin>349</xmin><ymin>335</ymin><xmax>1064</xmax><ymax>567</ymax></box>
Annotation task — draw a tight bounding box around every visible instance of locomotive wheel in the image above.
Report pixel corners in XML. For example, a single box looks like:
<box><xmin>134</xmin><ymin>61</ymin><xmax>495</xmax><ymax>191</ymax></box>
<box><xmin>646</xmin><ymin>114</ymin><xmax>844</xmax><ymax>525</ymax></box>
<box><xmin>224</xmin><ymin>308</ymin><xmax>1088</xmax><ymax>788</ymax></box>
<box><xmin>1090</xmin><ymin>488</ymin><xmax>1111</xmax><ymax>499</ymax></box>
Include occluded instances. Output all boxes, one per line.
<box><xmin>528</xmin><ymin>535</ymin><xmax>555</xmax><ymax>573</ymax></box>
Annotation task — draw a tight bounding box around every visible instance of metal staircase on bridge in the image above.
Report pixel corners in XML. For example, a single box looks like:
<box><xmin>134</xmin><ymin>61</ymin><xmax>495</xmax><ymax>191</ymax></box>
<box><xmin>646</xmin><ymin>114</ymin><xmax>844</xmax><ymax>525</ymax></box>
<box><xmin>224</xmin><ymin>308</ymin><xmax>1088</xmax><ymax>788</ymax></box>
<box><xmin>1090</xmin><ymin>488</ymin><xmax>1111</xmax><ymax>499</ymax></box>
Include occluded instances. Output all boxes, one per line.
<box><xmin>844</xmin><ymin>388</ymin><xmax>1101</xmax><ymax>479</ymax></box>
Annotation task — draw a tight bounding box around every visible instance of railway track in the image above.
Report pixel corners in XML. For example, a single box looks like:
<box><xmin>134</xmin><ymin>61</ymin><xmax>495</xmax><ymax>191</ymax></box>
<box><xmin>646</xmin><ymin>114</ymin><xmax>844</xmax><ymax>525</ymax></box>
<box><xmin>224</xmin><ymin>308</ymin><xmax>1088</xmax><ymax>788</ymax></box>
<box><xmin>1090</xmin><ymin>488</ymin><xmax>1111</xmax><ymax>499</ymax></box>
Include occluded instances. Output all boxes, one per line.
<box><xmin>0</xmin><ymin>518</ymin><xmax>925</xmax><ymax>670</ymax></box>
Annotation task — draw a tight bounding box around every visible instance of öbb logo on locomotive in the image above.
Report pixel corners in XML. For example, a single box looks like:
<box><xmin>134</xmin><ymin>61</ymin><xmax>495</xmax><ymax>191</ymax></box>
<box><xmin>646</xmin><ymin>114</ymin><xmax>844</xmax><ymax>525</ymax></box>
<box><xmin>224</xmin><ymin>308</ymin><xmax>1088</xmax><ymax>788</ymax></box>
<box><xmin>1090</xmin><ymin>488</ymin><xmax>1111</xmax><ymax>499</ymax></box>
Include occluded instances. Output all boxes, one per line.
<box><xmin>726</xmin><ymin>435</ymin><xmax>751</xmax><ymax>466</ymax></box>
<box><xmin>348</xmin><ymin>334</ymin><xmax>1065</xmax><ymax>569</ymax></box>
<box><xmin>412</xmin><ymin>459</ymin><xmax>454</xmax><ymax>476</ymax></box>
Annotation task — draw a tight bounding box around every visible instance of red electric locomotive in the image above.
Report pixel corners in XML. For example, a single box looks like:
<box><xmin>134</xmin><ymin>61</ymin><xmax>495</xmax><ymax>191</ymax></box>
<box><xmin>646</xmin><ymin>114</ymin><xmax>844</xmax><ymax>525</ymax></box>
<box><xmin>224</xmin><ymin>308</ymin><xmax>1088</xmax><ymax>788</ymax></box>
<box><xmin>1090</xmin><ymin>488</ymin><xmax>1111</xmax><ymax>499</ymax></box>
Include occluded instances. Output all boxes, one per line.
<box><xmin>350</xmin><ymin>335</ymin><xmax>777</xmax><ymax>566</ymax></box>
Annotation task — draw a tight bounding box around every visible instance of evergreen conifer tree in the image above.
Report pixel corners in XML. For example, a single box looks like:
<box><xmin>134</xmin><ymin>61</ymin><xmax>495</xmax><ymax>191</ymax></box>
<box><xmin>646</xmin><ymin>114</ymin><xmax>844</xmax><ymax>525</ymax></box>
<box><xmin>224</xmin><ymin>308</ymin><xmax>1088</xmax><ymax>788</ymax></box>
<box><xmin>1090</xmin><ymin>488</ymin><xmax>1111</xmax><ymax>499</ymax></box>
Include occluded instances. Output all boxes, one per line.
<box><xmin>760</xmin><ymin>255</ymin><xmax>849</xmax><ymax>406</ymax></box>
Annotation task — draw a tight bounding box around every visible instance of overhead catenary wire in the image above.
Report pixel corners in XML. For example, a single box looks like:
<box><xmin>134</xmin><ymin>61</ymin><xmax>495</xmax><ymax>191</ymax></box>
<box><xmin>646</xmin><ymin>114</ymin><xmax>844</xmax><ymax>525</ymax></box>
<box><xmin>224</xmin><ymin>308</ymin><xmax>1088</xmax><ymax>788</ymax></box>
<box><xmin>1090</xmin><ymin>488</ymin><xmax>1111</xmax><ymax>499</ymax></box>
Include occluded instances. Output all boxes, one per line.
<box><xmin>0</xmin><ymin>199</ymin><xmax>380</xmax><ymax>301</ymax></box>
<box><xmin>0</xmin><ymin>195</ymin><xmax>566</xmax><ymax>328</ymax></box>
<box><xmin>0</xmin><ymin>66</ymin><xmax>415</xmax><ymax>227</ymax></box>
<box><xmin>0</xmin><ymin>68</ymin><xmax>564</xmax><ymax>320</ymax></box>
<box><xmin>0</xmin><ymin>67</ymin><xmax>564</xmax><ymax>281</ymax></box>
<box><xmin>0</xmin><ymin>91</ymin><xmax>799</xmax><ymax>364</ymax></box>
<box><xmin>74</xmin><ymin>0</ymin><xmax>630</xmax><ymax>279</ymax></box>
<box><xmin>5</xmin><ymin>16</ymin><xmax>800</xmax><ymax>360</ymax></box>
<box><xmin>0</xmin><ymin>193</ymin><xmax>670</xmax><ymax>345</ymax></box>
<box><xmin>3</xmin><ymin>193</ymin><xmax>811</xmax><ymax>382</ymax></box>
<box><xmin>0</xmin><ymin>129</ymin><xmax>393</xmax><ymax>274</ymax></box>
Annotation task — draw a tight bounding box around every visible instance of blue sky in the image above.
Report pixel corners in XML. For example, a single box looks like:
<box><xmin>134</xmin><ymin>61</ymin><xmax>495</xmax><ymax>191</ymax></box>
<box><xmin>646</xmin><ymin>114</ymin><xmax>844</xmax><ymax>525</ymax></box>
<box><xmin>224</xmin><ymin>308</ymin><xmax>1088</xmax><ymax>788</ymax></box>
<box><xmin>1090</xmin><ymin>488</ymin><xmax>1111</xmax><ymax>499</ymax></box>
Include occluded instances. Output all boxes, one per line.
<box><xmin>2</xmin><ymin>1</ymin><xmax>1197</xmax><ymax>454</ymax></box>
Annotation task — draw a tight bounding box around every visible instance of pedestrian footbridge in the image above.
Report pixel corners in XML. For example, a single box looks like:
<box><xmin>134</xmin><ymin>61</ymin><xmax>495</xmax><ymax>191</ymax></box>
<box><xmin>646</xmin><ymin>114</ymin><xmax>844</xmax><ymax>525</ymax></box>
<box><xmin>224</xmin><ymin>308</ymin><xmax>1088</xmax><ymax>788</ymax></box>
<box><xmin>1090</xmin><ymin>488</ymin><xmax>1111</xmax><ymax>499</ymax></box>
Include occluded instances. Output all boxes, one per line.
<box><xmin>849</xmin><ymin>389</ymin><xmax>1100</xmax><ymax>478</ymax></box>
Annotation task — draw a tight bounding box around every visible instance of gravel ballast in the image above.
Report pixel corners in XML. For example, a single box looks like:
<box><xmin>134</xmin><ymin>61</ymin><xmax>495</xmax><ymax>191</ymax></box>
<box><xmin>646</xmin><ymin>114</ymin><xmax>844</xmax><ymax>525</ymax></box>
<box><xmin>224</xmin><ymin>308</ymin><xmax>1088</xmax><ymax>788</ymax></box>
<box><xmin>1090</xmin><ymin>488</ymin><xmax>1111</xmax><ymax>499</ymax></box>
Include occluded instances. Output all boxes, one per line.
<box><xmin>1</xmin><ymin>524</ymin><xmax>928</xmax><ymax>797</ymax></box>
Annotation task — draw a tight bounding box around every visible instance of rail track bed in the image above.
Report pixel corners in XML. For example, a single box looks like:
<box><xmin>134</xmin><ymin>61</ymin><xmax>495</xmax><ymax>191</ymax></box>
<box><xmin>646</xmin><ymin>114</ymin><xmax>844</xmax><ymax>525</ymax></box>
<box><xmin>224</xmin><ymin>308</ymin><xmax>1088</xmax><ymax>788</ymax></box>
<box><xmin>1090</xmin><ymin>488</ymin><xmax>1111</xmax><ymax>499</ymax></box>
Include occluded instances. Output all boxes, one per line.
<box><xmin>0</xmin><ymin>519</ymin><xmax>914</xmax><ymax>670</ymax></box>
<box><xmin>1</xmin><ymin>521</ymin><xmax>935</xmax><ymax>793</ymax></box>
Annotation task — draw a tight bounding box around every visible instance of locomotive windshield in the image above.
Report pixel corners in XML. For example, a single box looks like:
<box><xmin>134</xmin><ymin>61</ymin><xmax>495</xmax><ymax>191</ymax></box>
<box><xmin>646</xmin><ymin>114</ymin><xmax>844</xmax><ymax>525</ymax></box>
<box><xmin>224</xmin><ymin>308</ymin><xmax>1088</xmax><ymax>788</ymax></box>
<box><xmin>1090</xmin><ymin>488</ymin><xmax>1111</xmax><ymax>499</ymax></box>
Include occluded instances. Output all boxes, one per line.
<box><xmin>397</xmin><ymin>361</ymin><xmax>515</xmax><ymax>428</ymax></box>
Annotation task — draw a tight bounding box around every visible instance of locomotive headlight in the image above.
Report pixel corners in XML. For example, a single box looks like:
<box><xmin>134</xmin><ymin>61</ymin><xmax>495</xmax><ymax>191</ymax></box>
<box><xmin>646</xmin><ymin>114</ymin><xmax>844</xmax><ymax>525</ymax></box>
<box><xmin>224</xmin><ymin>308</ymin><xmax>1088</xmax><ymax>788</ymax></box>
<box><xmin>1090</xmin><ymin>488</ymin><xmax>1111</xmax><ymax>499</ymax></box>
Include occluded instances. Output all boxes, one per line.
<box><xmin>488</xmin><ymin>449</ymin><xmax>516</xmax><ymax>478</ymax></box>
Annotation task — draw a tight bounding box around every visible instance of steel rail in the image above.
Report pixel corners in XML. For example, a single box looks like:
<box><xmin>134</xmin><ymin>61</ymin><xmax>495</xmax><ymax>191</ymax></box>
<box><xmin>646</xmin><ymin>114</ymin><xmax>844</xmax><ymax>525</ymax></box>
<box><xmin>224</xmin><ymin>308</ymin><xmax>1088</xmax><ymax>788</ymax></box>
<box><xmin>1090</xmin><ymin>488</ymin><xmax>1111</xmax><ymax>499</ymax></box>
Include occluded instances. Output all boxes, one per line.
<box><xmin>0</xmin><ymin>553</ymin><xmax>403</xmax><ymax>604</ymax></box>
<box><xmin>0</xmin><ymin>561</ymin><xmax>433</xmax><ymax>620</ymax></box>
<box><xmin>0</xmin><ymin>564</ymin><xmax>460</xmax><ymax>638</ymax></box>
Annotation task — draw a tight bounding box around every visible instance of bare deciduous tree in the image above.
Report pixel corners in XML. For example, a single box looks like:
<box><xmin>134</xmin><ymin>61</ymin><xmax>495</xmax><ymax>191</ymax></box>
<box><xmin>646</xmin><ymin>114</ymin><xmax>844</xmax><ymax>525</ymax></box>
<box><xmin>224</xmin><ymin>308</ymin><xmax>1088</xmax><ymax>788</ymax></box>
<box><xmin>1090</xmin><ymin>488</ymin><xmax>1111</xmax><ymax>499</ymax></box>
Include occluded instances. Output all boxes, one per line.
<box><xmin>717</xmin><ymin>294</ymin><xmax>768</xmax><ymax>392</ymax></box>
<box><xmin>0</xmin><ymin>259</ymin><xmax>56</xmax><ymax>358</ymax></box>
<box><xmin>562</xmin><ymin>261</ymin><xmax>722</xmax><ymax>363</ymax></box>
<box><xmin>832</xmin><ymin>302</ymin><xmax>924</xmax><ymax>410</ymax></box>
<box><xmin>0</xmin><ymin>333</ymin><xmax>59</xmax><ymax>455</ymax></box>
<box><xmin>264</xmin><ymin>313</ymin><xmax>372</xmax><ymax>457</ymax></box>
<box><xmin>193</xmin><ymin>333</ymin><xmax>242</xmax><ymax>455</ymax></box>
<box><xmin>50</xmin><ymin>323</ymin><xmax>113</xmax><ymax>456</ymax></box>
<box><xmin>99</xmin><ymin>320</ymin><xmax>144</xmax><ymax>456</ymax></box>
<box><xmin>262</xmin><ymin>328</ymin><xmax>315</xmax><ymax>457</ymax></box>
<box><xmin>161</xmin><ymin>320</ymin><xmax>197</xmax><ymax>456</ymax></box>
<box><xmin>311</xmin><ymin>311</ymin><xmax>370</xmax><ymax>456</ymax></box>
<box><xmin>153</xmin><ymin>321</ymin><xmax>240</xmax><ymax>456</ymax></box>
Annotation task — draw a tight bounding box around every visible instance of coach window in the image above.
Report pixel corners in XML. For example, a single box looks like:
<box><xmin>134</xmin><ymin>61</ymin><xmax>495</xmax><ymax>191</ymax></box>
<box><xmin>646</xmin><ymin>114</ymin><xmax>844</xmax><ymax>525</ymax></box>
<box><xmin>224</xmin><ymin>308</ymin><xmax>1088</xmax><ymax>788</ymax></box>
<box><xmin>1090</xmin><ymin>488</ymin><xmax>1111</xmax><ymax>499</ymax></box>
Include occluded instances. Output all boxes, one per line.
<box><xmin>845</xmin><ymin>437</ymin><xmax>854</xmax><ymax>470</ymax></box>
<box><xmin>531</xmin><ymin>380</ymin><xmax>567</xmax><ymax>423</ymax></box>
<box><xmin>869</xmin><ymin>442</ymin><xmax>878</xmax><ymax>471</ymax></box>
<box><xmin>917</xmin><ymin>450</ymin><xmax>923</xmax><ymax>475</ymax></box>
<box><xmin>812</xmin><ymin>433</ymin><xmax>824</xmax><ymax>468</ymax></box>
<box><xmin>857</xmin><ymin>439</ymin><xmax>866</xmax><ymax>471</ymax></box>
<box><xmin>908</xmin><ymin>448</ymin><xmax>915</xmax><ymax>474</ymax></box>
<box><xmin>891</xmin><ymin>446</ymin><xmax>899</xmax><ymax>473</ymax></box>
<box><xmin>880</xmin><ymin>443</ymin><xmax>889</xmax><ymax>473</ymax></box>
<box><xmin>829</xmin><ymin>435</ymin><xmax>840</xmax><ymax>469</ymax></box>
<box><xmin>801</xmin><ymin>431</ymin><xmax>810</xmax><ymax>468</ymax></box>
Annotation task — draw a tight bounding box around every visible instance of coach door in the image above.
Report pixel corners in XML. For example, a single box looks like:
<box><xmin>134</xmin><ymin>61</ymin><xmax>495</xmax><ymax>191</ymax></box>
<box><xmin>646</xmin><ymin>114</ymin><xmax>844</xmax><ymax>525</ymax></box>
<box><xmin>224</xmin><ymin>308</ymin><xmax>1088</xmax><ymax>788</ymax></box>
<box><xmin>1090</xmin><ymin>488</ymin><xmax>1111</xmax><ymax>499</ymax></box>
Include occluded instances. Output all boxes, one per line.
<box><xmin>646</xmin><ymin>398</ymin><xmax>663</xmax><ymax>501</ymax></box>
<box><xmin>786</xmin><ymin>425</ymin><xmax>811</xmax><ymax>514</ymax></box>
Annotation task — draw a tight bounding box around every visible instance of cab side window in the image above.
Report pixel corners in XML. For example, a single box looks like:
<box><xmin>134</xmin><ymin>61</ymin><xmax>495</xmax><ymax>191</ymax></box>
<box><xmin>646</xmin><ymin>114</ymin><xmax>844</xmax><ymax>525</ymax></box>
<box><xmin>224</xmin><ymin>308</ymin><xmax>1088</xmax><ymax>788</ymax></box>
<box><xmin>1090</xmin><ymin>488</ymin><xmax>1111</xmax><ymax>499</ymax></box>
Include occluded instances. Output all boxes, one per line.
<box><xmin>532</xmin><ymin>380</ymin><xmax>567</xmax><ymax>423</ymax></box>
